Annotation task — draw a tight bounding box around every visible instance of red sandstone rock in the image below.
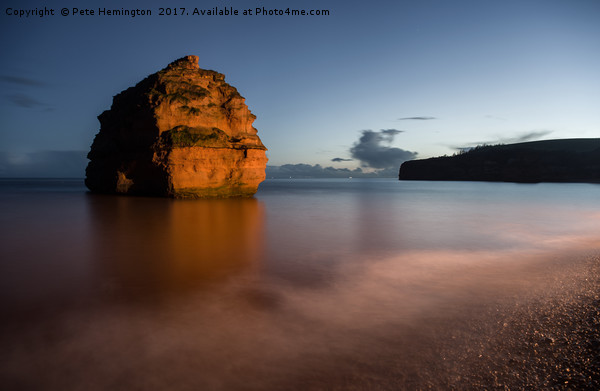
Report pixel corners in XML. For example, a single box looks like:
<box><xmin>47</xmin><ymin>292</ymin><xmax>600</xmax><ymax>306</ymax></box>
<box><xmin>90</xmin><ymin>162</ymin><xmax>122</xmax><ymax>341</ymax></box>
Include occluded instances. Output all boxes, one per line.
<box><xmin>85</xmin><ymin>55</ymin><xmax>268</xmax><ymax>198</ymax></box>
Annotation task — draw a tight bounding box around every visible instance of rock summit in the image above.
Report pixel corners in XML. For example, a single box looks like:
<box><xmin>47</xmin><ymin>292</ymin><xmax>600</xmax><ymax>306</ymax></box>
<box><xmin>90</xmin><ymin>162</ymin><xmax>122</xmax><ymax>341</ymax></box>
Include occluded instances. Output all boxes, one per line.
<box><xmin>85</xmin><ymin>55</ymin><xmax>268</xmax><ymax>197</ymax></box>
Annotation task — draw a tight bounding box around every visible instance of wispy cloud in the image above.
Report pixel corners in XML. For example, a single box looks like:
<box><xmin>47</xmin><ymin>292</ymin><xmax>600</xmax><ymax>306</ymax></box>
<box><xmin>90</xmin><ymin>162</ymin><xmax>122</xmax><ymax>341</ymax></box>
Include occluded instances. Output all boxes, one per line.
<box><xmin>397</xmin><ymin>116</ymin><xmax>436</xmax><ymax>121</ymax></box>
<box><xmin>2</xmin><ymin>73</ymin><xmax>51</xmax><ymax>109</ymax></box>
<box><xmin>350</xmin><ymin>129</ymin><xmax>417</xmax><ymax>169</ymax></box>
<box><xmin>451</xmin><ymin>130</ymin><xmax>555</xmax><ymax>151</ymax></box>
<box><xmin>380</xmin><ymin>129</ymin><xmax>404</xmax><ymax>136</ymax></box>
<box><xmin>0</xmin><ymin>75</ymin><xmax>46</xmax><ymax>87</ymax></box>
<box><xmin>331</xmin><ymin>158</ymin><xmax>353</xmax><ymax>162</ymax></box>
<box><xmin>7</xmin><ymin>93</ymin><xmax>45</xmax><ymax>108</ymax></box>
<box><xmin>504</xmin><ymin>130</ymin><xmax>553</xmax><ymax>143</ymax></box>
<box><xmin>484</xmin><ymin>114</ymin><xmax>506</xmax><ymax>121</ymax></box>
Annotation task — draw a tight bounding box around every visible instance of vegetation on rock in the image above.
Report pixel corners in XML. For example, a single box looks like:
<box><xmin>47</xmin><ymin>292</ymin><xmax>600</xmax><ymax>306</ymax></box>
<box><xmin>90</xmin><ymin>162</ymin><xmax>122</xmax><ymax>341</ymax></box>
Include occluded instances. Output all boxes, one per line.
<box><xmin>160</xmin><ymin>126</ymin><xmax>229</xmax><ymax>148</ymax></box>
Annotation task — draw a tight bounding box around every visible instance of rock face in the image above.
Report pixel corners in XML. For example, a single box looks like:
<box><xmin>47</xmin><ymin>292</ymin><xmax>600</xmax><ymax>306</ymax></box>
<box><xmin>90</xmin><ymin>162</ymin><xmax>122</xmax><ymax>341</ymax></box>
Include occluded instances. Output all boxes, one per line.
<box><xmin>85</xmin><ymin>55</ymin><xmax>267</xmax><ymax>198</ymax></box>
<box><xmin>399</xmin><ymin>138</ymin><xmax>600</xmax><ymax>183</ymax></box>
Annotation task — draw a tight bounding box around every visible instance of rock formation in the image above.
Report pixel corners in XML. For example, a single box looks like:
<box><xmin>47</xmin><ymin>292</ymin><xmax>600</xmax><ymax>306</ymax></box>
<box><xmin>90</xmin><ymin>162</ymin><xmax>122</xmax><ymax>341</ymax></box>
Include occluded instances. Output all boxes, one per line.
<box><xmin>85</xmin><ymin>55</ymin><xmax>267</xmax><ymax>197</ymax></box>
<box><xmin>399</xmin><ymin>138</ymin><xmax>600</xmax><ymax>183</ymax></box>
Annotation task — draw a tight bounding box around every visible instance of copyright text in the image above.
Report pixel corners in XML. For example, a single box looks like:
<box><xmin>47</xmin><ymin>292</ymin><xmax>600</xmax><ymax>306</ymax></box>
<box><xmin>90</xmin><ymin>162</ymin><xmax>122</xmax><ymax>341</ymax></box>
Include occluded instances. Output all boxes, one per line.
<box><xmin>5</xmin><ymin>6</ymin><xmax>331</xmax><ymax>18</ymax></box>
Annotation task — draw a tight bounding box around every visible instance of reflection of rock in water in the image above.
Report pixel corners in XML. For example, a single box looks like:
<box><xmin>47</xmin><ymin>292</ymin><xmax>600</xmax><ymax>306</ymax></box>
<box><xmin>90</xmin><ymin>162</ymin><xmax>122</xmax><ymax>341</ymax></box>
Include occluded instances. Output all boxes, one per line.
<box><xmin>86</xmin><ymin>195</ymin><xmax>264</xmax><ymax>299</ymax></box>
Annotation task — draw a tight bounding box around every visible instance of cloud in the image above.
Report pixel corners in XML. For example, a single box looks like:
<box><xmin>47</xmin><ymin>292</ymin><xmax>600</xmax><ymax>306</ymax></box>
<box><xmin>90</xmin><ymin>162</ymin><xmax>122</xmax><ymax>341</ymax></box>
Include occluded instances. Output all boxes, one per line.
<box><xmin>265</xmin><ymin>164</ymin><xmax>397</xmax><ymax>178</ymax></box>
<box><xmin>452</xmin><ymin>130</ymin><xmax>554</xmax><ymax>151</ymax></box>
<box><xmin>0</xmin><ymin>75</ymin><xmax>46</xmax><ymax>87</ymax></box>
<box><xmin>263</xmin><ymin>128</ymin><xmax>417</xmax><ymax>178</ymax></box>
<box><xmin>505</xmin><ymin>130</ymin><xmax>553</xmax><ymax>143</ymax></box>
<box><xmin>380</xmin><ymin>129</ymin><xmax>404</xmax><ymax>136</ymax></box>
<box><xmin>484</xmin><ymin>114</ymin><xmax>506</xmax><ymax>121</ymax></box>
<box><xmin>0</xmin><ymin>151</ymin><xmax>87</xmax><ymax>178</ymax></box>
<box><xmin>7</xmin><ymin>93</ymin><xmax>45</xmax><ymax>108</ymax></box>
<box><xmin>398</xmin><ymin>116</ymin><xmax>436</xmax><ymax>120</ymax></box>
<box><xmin>349</xmin><ymin>130</ymin><xmax>417</xmax><ymax>169</ymax></box>
<box><xmin>2</xmin><ymin>73</ymin><xmax>51</xmax><ymax>109</ymax></box>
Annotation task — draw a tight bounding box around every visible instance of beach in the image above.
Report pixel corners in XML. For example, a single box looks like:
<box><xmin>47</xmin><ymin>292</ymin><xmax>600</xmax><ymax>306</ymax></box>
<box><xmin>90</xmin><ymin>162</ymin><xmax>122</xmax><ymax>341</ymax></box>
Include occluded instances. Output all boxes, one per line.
<box><xmin>249</xmin><ymin>249</ymin><xmax>600</xmax><ymax>390</ymax></box>
<box><xmin>364</xmin><ymin>251</ymin><xmax>600</xmax><ymax>390</ymax></box>
<box><xmin>436</xmin><ymin>254</ymin><xmax>599</xmax><ymax>390</ymax></box>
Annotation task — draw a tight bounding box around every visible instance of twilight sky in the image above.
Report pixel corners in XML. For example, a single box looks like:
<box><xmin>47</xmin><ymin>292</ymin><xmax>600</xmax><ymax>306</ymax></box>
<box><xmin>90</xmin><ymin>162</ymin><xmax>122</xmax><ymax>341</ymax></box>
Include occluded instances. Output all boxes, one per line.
<box><xmin>1</xmin><ymin>0</ymin><xmax>599</xmax><ymax>177</ymax></box>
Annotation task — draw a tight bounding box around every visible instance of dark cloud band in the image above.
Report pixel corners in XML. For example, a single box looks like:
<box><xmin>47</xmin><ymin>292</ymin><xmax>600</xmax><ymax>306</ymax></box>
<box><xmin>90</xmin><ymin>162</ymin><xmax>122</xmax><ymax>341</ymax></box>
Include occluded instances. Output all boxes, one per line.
<box><xmin>7</xmin><ymin>93</ymin><xmax>45</xmax><ymax>108</ymax></box>
<box><xmin>397</xmin><ymin>116</ymin><xmax>436</xmax><ymax>120</ymax></box>
<box><xmin>0</xmin><ymin>75</ymin><xmax>46</xmax><ymax>87</ymax></box>
<box><xmin>453</xmin><ymin>131</ymin><xmax>554</xmax><ymax>151</ymax></box>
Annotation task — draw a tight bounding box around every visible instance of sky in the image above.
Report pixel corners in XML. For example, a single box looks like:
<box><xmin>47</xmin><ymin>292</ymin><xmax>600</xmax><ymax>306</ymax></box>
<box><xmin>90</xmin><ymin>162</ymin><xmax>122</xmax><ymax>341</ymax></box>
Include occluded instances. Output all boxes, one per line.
<box><xmin>0</xmin><ymin>0</ymin><xmax>599</xmax><ymax>177</ymax></box>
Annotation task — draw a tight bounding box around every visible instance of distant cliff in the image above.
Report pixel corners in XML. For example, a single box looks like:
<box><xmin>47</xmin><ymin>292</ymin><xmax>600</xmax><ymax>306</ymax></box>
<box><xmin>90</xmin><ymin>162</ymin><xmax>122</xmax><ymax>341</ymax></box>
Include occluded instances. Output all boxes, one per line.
<box><xmin>399</xmin><ymin>139</ymin><xmax>600</xmax><ymax>183</ymax></box>
<box><xmin>86</xmin><ymin>55</ymin><xmax>267</xmax><ymax>198</ymax></box>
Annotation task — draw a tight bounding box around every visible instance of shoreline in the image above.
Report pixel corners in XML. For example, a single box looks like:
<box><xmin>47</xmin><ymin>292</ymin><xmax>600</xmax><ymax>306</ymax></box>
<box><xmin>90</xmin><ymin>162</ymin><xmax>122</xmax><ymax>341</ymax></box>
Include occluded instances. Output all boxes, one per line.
<box><xmin>275</xmin><ymin>250</ymin><xmax>600</xmax><ymax>390</ymax></box>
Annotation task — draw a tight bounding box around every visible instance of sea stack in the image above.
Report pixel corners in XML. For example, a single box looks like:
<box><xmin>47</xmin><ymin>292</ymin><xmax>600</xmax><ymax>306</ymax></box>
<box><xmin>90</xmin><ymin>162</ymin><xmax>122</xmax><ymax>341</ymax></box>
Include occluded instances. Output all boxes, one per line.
<box><xmin>85</xmin><ymin>55</ymin><xmax>268</xmax><ymax>198</ymax></box>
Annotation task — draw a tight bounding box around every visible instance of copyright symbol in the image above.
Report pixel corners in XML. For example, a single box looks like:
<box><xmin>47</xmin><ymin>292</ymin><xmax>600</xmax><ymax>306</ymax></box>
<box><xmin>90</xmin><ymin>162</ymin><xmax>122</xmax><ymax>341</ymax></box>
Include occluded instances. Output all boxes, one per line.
<box><xmin>61</xmin><ymin>8</ymin><xmax>69</xmax><ymax>16</ymax></box>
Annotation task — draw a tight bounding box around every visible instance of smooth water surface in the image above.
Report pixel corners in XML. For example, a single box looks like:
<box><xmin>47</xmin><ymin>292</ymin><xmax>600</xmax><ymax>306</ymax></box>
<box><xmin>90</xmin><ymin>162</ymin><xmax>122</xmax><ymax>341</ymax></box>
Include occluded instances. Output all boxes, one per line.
<box><xmin>1</xmin><ymin>178</ymin><xmax>599</xmax><ymax>389</ymax></box>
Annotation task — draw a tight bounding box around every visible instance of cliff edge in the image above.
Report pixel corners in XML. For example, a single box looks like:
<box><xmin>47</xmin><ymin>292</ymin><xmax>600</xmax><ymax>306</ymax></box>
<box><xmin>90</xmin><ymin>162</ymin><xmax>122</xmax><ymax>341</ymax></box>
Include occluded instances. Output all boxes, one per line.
<box><xmin>85</xmin><ymin>55</ymin><xmax>268</xmax><ymax>198</ymax></box>
<box><xmin>399</xmin><ymin>139</ymin><xmax>600</xmax><ymax>183</ymax></box>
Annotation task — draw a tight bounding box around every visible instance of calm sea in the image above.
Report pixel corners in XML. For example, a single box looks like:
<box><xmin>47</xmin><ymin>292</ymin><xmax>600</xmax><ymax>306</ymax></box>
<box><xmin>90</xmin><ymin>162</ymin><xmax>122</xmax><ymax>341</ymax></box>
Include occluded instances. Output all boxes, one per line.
<box><xmin>1</xmin><ymin>178</ymin><xmax>599</xmax><ymax>389</ymax></box>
